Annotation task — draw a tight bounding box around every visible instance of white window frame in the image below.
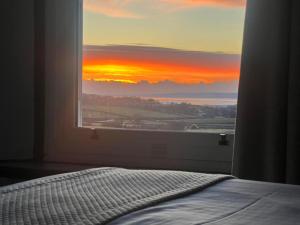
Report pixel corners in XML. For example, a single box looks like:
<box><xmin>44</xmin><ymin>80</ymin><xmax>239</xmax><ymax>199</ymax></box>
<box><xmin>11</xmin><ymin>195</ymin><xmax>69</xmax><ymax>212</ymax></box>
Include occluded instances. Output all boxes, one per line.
<box><xmin>43</xmin><ymin>0</ymin><xmax>235</xmax><ymax>173</ymax></box>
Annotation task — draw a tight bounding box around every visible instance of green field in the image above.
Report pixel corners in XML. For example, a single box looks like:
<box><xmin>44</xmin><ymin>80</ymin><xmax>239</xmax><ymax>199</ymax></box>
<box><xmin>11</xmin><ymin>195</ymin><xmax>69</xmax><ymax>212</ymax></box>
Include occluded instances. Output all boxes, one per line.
<box><xmin>81</xmin><ymin>95</ymin><xmax>236</xmax><ymax>133</ymax></box>
<box><xmin>82</xmin><ymin>105</ymin><xmax>185</xmax><ymax>120</ymax></box>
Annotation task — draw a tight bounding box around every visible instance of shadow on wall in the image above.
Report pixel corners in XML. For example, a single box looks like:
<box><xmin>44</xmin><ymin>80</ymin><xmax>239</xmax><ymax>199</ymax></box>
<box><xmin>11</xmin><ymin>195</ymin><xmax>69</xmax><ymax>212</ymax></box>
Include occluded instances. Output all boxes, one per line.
<box><xmin>2</xmin><ymin>0</ymin><xmax>34</xmax><ymax>160</ymax></box>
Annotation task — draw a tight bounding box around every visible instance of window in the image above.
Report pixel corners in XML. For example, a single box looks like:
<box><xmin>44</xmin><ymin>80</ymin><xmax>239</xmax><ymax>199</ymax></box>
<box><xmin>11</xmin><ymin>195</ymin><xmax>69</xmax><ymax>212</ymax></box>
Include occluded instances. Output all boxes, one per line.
<box><xmin>44</xmin><ymin>0</ymin><xmax>246</xmax><ymax>173</ymax></box>
<box><xmin>80</xmin><ymin>0</ymin><xmax>246</xmax><ymax>134</ymax></box>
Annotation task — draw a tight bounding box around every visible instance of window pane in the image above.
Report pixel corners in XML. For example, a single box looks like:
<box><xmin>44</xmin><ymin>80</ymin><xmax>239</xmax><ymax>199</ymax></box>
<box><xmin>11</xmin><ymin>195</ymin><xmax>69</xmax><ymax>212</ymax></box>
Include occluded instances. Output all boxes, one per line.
<box><xmin>81</xmin><ymin>0</ymin><xmax>246</xmax><ymax>133</ymax></box>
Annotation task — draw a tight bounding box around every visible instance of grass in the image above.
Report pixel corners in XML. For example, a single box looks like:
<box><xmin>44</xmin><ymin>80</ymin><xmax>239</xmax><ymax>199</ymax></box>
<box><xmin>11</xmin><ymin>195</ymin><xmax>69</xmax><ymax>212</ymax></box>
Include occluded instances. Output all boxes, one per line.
<box><xmin>82</xmin><ymin>105</ymin><xmax>182</xmax><ymax>120</ymax></box>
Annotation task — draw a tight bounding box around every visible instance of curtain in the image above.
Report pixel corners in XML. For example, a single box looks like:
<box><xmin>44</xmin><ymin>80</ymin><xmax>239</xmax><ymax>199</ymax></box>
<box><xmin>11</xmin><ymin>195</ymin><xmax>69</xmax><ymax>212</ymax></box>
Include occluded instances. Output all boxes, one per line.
<box><xmin>232</xmin><ymin>0</ymin><xmax>300</xmax><ymax>184</ymax></box>
<box><xmin>34</xmin><ymin>0</ymin><xmax>46</xmax><ymax>161</ymax></box>
<box><xmin>1</xmin><ymin>0</ymin><xmax>35</xmax><ymax>160</ymax></box>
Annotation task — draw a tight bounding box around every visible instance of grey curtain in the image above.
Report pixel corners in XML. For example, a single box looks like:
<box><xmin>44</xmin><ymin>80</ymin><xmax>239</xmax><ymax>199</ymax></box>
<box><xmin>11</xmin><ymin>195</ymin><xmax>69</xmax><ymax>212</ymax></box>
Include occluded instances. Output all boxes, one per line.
<box><xmin>232</xmin><ymin>0</ymin><xmax>300</xmax><ymax>184</ymax></box>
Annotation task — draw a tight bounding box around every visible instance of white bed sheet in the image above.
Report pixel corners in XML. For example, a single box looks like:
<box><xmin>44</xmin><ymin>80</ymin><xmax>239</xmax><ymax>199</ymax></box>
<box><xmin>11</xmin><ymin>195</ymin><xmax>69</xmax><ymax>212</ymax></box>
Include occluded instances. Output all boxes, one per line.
<box><xmin>109</xmin><ymin>179</ymin><xmax>300</xmax><ymax>225</ymax></box>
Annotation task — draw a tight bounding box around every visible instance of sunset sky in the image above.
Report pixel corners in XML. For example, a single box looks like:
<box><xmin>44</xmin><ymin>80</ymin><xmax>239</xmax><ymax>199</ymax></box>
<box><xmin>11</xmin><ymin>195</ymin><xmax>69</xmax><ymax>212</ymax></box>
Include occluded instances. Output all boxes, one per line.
<box><xmin>82</xmin><ymin>0</ymin><xmax>246</xmax><ymax>85</ymax></box>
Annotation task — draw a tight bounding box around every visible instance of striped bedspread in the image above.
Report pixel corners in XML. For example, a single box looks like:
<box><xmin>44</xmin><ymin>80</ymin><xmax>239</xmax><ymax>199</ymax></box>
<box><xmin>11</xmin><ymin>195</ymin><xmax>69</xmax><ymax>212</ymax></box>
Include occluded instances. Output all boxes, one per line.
<box><xmin>0</xmin><ymin>167</ymin><xmax>232</xmax><ymax>225</ymax></box>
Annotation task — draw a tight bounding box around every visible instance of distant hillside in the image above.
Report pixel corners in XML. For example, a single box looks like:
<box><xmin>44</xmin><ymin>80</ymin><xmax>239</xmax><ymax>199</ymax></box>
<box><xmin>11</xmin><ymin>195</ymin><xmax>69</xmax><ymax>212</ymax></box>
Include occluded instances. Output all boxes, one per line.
<box><xmin>145</xmin><ymin>92</ymin><xmax>238</xmax><ymax>99</ymax></box>
<box><xmin>81</xmin><ymin>94</ymin><xmax>237</xmax><ymax>132</ymax></box>
<box><xmin>82</xmin><ymin>80</ymin><xmax>238</xmax><ymax>99</ymax></box>
<box><xmin>82</xmin><ymin>94</ymin><xmax>237</xmax><ymax>118</ymax></box>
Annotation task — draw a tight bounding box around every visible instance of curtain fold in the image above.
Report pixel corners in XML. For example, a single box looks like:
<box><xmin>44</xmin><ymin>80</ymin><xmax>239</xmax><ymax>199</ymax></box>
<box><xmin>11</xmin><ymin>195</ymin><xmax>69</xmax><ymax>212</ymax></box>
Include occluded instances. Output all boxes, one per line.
<box><xmin>232</xmin><ymin>0</ymin><xmax>300</xmax><ymax>184</ymax></box>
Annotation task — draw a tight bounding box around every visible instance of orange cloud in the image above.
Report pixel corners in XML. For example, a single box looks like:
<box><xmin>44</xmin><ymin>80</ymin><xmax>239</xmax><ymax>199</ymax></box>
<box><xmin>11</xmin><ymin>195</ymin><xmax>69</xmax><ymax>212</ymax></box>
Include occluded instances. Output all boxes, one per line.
<box><xmin>162</xmin><ymin>0</ymin><xmax>246</xmax><ymax>8</ymax></box>
<box><xmin>83</xmin><ymin>0</ymin><xmax>245</xmax><ymax>18</ymax></box>
<box><xmin>82</xmin><ymin>45</ymin><xmax>241</xmax><ymax>84</ymax></box>
<box><xmin>83</xmin><ymin>0</ymin><xmax>141</xmax><ymax>18</ymax></box>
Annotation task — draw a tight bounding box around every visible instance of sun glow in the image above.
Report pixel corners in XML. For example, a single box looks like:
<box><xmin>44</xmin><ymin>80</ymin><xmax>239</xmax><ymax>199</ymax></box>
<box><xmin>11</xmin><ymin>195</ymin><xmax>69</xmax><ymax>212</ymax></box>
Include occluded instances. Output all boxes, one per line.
<box><xmin>82</xmin><ymin>61</ymin><xmax>240</xmax><ymax>84</ymax></box>
<box><xmin>90</xmin><ymin>78</ymin><xmax>137</xmax><ymax>84</ymax></box>
<box><xmin>83</xmin><ymin>64</ymin><xmax>146</xmax><ymax>75</ymax></box>
<box><xmin>83</xmin><ymin>64</ymin><xmax>152</xmax><ymax>83</ymax></box>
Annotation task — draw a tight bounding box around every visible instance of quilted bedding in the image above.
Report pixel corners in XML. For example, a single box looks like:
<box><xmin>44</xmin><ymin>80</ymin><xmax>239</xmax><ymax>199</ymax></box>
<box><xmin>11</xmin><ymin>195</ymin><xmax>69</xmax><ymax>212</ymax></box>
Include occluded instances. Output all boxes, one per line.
<box><xmin>0</xmin><ymin>167</ymin><xmax>231</xmax><ymax>225</ymax></box>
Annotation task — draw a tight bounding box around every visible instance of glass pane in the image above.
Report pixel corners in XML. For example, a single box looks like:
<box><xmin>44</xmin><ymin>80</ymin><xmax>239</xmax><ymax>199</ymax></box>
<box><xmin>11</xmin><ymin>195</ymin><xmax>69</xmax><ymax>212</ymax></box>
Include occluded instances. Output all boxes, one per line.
<box><xmin>81</xmin><ymin>0</ymin><xmax>246</xmax><ymax>133</ymax></box>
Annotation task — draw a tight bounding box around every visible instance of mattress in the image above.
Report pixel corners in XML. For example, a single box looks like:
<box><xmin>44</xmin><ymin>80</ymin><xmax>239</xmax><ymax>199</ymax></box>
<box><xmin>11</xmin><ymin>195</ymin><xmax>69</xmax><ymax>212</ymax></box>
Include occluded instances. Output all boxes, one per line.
<box><xmin>0</xmin><ymin>168</ymin><xmax>230</xmax><ymax>225</ymax></box>
<box><xmin>109</xmin><ymin>179</ymin><xmax>300</xmax><ymax>225</ymax></box>
<box><xmin>1</xmin><ymin>168</ymin><xmax>300</xmax><ymax>225</ymax></box>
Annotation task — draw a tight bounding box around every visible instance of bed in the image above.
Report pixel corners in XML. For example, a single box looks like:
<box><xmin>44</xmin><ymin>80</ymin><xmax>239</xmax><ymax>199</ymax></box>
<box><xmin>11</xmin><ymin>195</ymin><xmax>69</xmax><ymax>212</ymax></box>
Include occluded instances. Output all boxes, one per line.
<box><xmin>1</xmin><ymin>167</ymin><xmax>300</xmax><ymax>225</ymax></box>
<box><xmin>110</xmin><ymin>178</ymin><xmax>300</xmax><ymax>225</ymax></box>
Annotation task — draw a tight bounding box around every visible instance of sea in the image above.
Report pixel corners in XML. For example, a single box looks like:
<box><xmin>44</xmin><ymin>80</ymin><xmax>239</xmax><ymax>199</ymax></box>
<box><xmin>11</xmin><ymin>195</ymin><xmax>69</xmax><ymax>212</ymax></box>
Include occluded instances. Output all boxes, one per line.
<box><xmin>143</xmin><ymin>97</ymin><xmax>237</xmax><ymax>106</ymax></box>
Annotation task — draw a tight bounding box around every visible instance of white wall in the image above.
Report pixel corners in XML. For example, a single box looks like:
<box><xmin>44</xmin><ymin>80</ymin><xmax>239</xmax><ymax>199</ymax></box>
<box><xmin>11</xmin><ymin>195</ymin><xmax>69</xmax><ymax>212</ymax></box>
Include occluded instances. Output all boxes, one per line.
<box><xmin>1</xmin><ymin>0</ymin><xmax>34</xmax><ymax>160</ymax></box>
